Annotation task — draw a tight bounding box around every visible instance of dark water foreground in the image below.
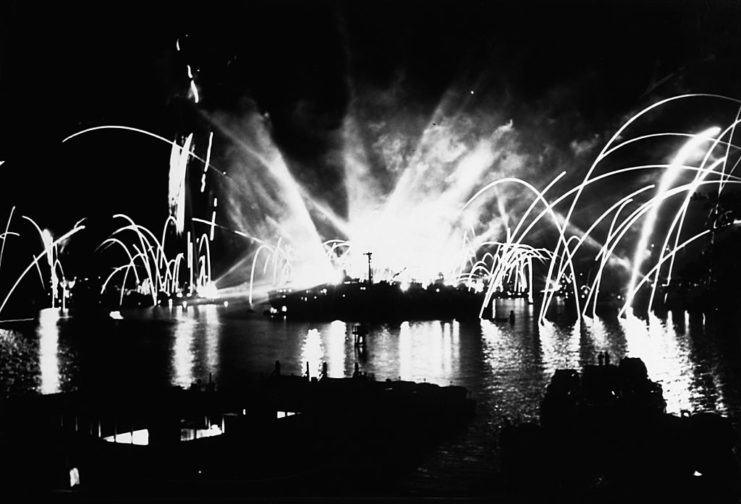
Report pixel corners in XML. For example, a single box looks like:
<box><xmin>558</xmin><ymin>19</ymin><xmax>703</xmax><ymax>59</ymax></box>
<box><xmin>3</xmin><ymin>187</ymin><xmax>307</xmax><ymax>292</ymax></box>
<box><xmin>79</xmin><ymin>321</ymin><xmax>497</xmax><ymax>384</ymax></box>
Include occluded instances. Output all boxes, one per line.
<box><xmin>0</xmin><ymin>298</ymin><xmax>740</xmax><ymax>501</ymax></box>
<box><xmin>0</xmin><ymin>374</ymin><xmax>475</xmax><ymax>501</ymax></box>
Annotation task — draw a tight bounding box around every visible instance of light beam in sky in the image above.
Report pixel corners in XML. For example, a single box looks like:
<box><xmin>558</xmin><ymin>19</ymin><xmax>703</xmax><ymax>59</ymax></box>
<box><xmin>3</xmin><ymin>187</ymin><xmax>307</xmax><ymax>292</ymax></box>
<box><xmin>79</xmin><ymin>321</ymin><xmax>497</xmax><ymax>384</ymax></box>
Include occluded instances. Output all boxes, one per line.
<box><xmin>62</xmin><ymin>92</ymin><xmax>741</xmax><ymax>321</ymax></box>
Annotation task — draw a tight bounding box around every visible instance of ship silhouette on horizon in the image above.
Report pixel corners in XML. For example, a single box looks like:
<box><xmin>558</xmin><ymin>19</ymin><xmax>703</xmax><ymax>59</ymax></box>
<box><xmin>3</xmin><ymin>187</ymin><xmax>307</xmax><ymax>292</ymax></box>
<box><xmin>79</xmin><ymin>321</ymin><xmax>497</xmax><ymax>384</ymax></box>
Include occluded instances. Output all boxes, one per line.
<box><xmin>267</xmin><ymin>251</ymin><xmax>527</xmax><ymax>321</ymax></box>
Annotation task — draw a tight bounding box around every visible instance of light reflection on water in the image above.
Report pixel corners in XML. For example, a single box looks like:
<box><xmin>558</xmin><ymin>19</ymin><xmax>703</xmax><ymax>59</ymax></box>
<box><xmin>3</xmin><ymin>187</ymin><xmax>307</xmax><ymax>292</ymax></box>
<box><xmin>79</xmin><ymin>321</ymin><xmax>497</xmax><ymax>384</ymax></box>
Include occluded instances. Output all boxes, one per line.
<box><xmin>171</xmin><ymin>307</ymin><xmax>196</xmax><ymax>388</ymax></box>
<box><xmin>170</xmin><ymin>304</ymin><xmax>222</xmax><ymax>388</ymax></box>
<box><xmin>538</xmin><ymin>320</ymin><xmax>581</xmax><ymax>376</ymax></box>
<box><xmin>395</xmin><ymin>321</ymin><xmax>461</xmax><ymax>383</ymax></box>
<box><xmin>325</xmin><ymin>320</ymin><xmax>347</xmax><ymax>378</ymax></box>
<box><xmin>0</xmin><ymin>301</ymin><xmax>734</xmax><ymax>496</ymax></box>
<box><xmin>203</xmin><ymin>304</ymin><xmax>220</xmax><ymax>377</ymax></box>
<box><xmin>5</xmin><ymin>302</ymin><xmax>738</xmax><ymax>426</ymax></box>
<box><xmin>37</xmin><ymin>307</ymin><xmax>61</xmax><ymax>394</ymax></box>
<box><xmin>621</xmin><ymin>313</ymin><xmax>694</xmax><ymax>414</ymax></box>
<box><xmin>300</xmin><ymin>328</ymin><xmax>324</xmax><ymax>378</ymax></box>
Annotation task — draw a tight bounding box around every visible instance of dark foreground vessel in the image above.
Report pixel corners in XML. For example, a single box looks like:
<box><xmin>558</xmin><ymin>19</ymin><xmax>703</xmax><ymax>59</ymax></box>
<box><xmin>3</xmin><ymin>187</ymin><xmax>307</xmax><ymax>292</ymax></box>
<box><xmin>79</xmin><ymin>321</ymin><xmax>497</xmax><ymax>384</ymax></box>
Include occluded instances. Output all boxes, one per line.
<box><xmin>267</xmin><ymin>279</ymin><xmax>514</xmax><ymax>321</ymax></box>
<box><xmin>0</xmin><ymin>370</ymin><xmax>475</xmax><ymax>500</ymax></box>
<box><xmin>500</xmin><ymin>356</ymin><xmax>740</xmax><ymax>503</ymax></box>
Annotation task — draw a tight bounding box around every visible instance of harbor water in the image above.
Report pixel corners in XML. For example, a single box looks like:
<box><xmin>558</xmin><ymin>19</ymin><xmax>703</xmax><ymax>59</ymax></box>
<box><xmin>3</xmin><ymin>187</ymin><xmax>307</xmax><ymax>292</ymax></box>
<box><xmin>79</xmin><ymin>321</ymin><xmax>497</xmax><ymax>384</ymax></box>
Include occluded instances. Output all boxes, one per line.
<box><xmin>1</xmin><ymin>297</ymin><xmax>740</xmax><ymax>494</ymax></box>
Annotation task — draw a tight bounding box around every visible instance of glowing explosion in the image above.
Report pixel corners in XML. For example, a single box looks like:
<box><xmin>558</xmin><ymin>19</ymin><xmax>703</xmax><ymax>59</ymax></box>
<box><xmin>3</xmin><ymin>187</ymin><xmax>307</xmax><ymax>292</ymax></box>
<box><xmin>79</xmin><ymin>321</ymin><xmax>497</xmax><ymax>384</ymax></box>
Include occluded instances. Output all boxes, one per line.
<box><xmin>205</xmin><ymin>93</ymin><xmax>741</xmax><ymax>322</ymax></box>
<box><xmin>1</xmin><ymin>29</ymin><xmax>740</xmax><ymax>331</ymax></box>
<box><xmin>0</xmin><ymin>209</ymin><xmax>85</xmax><ymax>317</ymax></box>
<box><xmin>51</xmin><ymin>92</ymin><xmax>741</xmax><ymax>325</ymax></box>
<box><xmin>0</xmin><ymin>58</ymin><xmax>736</xmax><ymax>330</ymax></box>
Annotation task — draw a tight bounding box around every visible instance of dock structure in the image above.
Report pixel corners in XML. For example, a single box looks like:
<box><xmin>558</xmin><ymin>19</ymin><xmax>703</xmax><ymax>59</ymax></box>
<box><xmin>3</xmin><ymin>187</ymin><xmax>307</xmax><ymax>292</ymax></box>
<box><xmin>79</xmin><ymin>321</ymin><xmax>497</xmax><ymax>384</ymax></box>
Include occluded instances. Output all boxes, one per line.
<box><xmin>0</xmin><ymin>372</ymin><xmax>475</xmax><ymax>498</ymax></box>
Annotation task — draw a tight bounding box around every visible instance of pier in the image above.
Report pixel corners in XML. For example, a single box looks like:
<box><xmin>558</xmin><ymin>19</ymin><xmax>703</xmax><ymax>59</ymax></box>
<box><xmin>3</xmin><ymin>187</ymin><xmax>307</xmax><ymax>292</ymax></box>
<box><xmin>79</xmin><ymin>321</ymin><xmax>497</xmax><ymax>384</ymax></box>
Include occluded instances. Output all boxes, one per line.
<box><xmin>0</xmin><ymin>372</ymin><xmax>475</xmax><ymax>499</ymax></box>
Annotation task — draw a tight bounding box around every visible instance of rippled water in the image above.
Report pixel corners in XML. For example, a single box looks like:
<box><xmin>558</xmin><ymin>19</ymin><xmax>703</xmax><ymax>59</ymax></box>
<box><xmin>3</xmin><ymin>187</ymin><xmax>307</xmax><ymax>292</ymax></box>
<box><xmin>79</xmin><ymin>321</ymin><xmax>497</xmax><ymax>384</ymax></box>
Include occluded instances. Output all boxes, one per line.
<box><xmin>1</xmin><ymin>298</ymin><xmax>740</xmax><ymax>492</ymax></box>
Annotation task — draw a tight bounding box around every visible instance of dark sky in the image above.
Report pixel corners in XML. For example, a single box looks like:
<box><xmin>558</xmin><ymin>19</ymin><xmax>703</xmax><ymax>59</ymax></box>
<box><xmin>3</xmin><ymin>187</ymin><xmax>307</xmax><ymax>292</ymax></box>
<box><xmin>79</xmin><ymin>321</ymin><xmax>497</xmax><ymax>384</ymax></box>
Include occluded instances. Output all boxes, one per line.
<box><xmin>1</xmin><ymin>0</ymin><xmax>741</xmax><ymax>275</ymax></box>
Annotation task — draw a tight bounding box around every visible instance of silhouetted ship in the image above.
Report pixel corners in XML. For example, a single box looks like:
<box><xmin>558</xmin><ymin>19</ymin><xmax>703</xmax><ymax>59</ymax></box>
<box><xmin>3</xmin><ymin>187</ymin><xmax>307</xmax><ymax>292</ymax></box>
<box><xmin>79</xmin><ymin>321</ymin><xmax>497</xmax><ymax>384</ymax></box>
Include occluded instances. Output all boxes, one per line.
<box><xmin>501</xmin><ymin>355</ymin><xmax>739</xmax><ymax>502</ymax></box>
<box><xmin>268</xmin><ymin>279</ymin><xmax>494</xmax><ymax>321</ymax></box>
<box><xmin>0</xmin><ymin>369</ymin><xmax>475</xmax><ymax>498</ymax></box>
<box><xmin>266</xmin><ymin>250</ymin><xmax>527</xmax><ymax>320</ymax></box>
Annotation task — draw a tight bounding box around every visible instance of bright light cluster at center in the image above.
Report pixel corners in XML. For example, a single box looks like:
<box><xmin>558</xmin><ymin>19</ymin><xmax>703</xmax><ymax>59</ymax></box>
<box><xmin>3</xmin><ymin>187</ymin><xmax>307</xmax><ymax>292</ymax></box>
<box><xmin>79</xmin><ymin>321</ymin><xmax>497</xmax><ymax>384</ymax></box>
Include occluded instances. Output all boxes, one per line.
<box><xmin>331</xmin><ymin>203</ymin><xmax>468</xmax><ymax>285</ymax></box>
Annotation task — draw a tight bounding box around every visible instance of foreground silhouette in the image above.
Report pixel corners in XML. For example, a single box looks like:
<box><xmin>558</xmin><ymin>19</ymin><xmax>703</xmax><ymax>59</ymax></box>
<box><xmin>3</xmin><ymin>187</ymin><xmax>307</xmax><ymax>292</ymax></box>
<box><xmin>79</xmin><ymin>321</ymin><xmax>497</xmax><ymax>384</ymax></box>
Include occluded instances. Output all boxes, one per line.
<box><xmin>0</xmin><ymin>368</ymin><xmax>475</xmax><ymax>501</ymax></box>
<box><xmin>501</xmin><ymin>356</ymin><xmax>740</xmax><ymax>503</ymax></box>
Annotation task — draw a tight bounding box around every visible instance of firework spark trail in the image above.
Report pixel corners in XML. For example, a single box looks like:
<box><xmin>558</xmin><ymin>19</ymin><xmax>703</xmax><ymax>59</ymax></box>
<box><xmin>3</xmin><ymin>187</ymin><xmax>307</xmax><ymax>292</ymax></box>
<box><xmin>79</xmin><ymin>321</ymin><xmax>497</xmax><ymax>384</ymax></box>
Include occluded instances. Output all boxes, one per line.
<box><xmin>595</xmin><ymin>190</ymin><xmax>691</xmax><ymax>276</ymax></box>
<box><xmin>487</xmin><ymin>161</ymin><xmax>741</xmax><ymax>320</ymax></box>
<box><xmin>100</xmin><ymin>250</ymin><xmax>153</xmax><ymax>305</ymax></box>
<box><xmin>648</xmin><ymin>154</ymin><xmax>728</xmax><ymax>311</ymax></box>
<box><xmin>205</xmin><ymin>96</ymin><xmax>707</xmax><ymax>313</ymax></box>
<box><xmin>111</xmin><ymin>218</ymin><xmax>162</xmax><ymax>294</ymax></box>
<box><xmin>160</xmin><ymin>254</ymin><xmax>183</xmax><ymax>293</ymax></box>
<box><xmin>42</xmin><ymin>230</ymin><xmax>58</xmax><ymax>307</ymax></box>
<box><xmin>717</xmin><ymin>106</ymin><xmax>741</xmax><ymax>195</ymax></box>
<box><xmin>109</xmin><ymin>214</ymin><xmax>191</xmax><ymax>295</ymax></box>
<box><xmin>61</xmin><ymin>91</ymin><xmax>741</xmax><ymax>319</ymax></box>
<box><xmin>467</xmin><ymin>178</ymin><xmax>571</xmax><ymax>317</ymax></box>
<box><xmin>463</xmin><ymin>175</ymin><xmax>577</xmax><ymax>320</ymax></box>
<box><xmin>186</xmin><ymin>64</ymin><xmax>200</xmax><ymax>104</ymax></box>
<box><xmin>22</xmin><ymin>217</ymin><xmax>61</xmax><ymax>298</ymax></box>
<box><xmin>463</xmin><ymin>172</ymin><xmax>593</xmax><ymax>321</ymax></box>
<box><xmin>620</xmin><ymin>230</ymin><xmax>713</xmax><ymax>318</ymax></box>
<box><xmin>478</xmin><ymin>244</ymin><xmax>545</xmax><ymax>304</ymax></box>
<box><xmin>168</xmin><ymin>133</ymin><xmax>193</xmax><ymax>234</ymax></box>
<box><xmin>249</xmin><ymin>245</ymin><xmax>271</xmax><ymax>305</ymax></box>
<box><xmin>106</xmin><ymin>38</ymin><xmax>218</xmax><ymax>297</ymax></box>
<box><xmin>62</xmin><ymin>126</ymin><xmax>229</xmax><ymax>180</ymax></box>
<box><xmin>0</xmin><ymin>223</ymin><xmax>85</xmax><ymax>315</ymax></box>
<box><xmin>211</xmin><ymin>93</ymin><xmax>741</xmax><ymax>320</ymax></box>
<box><xmin>209</xmin><ymin>198</ymin><xmax>218</xmax><ymax>242</ymax></box>
<box><xmin>543</xmin><ymin>186</ymin><xmax>657</xmax><ymax>318</ymax></box>
<box><xmin>624</xmin><ymin>126</ymin><xmax>722</xmax><ymax>314</ymax></box>
<box><xmin>479</xmin><ymin>166</ymin><xmax>674</xmax><ymax>317</ymax></box>
<box><xmin>197</xmin><ymin>233</ymin><xmax>213</xmax><ymax>292</ymax></box>
<box><xmin>119</xmin><ymin>219</ymin><xmax>172</xmax><ymax>286</ymax></box>
<box><xmin>99</xmin><ymin>215</ymin><xmax>215</xmax><ymax>305</ymax></box>
<box><xmin>461</xmin><ymin>173</ymin><xmax>565</xmax><ymax>263</ymax></box>
<box><xmin>584</xmin><ymin>196</ymin><xmax>638</xmax><ymax>318</ymax></box>
<box><xmin>98</xmin><ymin>237</ymin><xmax>143</xmax><ymax>286</ymax></box>
<box><xmin>159</xmin><ymin>215</ymin><xmax>180</xmax><ymax>270</ymax></box>
<box><xmin>0</xmin><ymin>207</ymin><xmax>17</xmax><ymax>275</ymax></box>
<box><xmin>100</xmin><ymin>263</ymin><xmax>133</xmax><ymax>297</ymax></box>
<box><xmin>659</xmin><ymin>121</ymin><xmax>741</xmax><ymax>295</ymax></box>
<box><xmin>541</xmin><ymin>94</ymin><xmax>741</xmax><ymax>322</ymax></box>
<box><xmin>595</xmin><ymin>179</ymin><xmax>741</xmax><ymax>317</ymax></box>
<box><xmin>129</xmin><ymin>242</ymin><xmax>156</xmax><ymax>303</ymax></box>
<box><xmin>201</xmin><ymin>131</ymin><xmax>214</xmax><ymax>193</ymax></box>
<box><xmin>457</xmin><ymin>199</ymin><xmax>549</xmax><ymax>288</ymax></box>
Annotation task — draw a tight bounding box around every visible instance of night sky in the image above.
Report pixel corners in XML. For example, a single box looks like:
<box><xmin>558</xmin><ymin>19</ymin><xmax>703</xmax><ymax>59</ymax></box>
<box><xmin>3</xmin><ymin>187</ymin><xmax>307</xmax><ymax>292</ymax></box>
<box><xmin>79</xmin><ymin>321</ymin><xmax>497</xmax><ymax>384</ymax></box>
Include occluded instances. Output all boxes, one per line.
<box><xmin>2</xmin><ymin>0</ymin><xmax>741</xmax><ymax>280</ymax></box>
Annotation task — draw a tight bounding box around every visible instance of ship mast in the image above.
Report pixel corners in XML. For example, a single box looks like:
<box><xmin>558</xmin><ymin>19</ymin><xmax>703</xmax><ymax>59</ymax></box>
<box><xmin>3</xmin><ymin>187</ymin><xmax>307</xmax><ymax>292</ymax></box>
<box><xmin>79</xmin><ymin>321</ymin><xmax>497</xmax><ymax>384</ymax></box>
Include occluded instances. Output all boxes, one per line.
<box><xmin>363</xmin><ymin>252</ymin><xmax>373</xmax><ymax>284</ymax></box>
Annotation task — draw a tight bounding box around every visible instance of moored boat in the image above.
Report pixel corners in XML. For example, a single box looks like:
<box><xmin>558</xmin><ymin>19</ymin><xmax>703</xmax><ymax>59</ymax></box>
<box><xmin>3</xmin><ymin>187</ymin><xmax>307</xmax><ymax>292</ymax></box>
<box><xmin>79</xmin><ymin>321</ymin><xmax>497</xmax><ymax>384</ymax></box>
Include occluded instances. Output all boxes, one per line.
<box><xmin>500</xmin><ymin>356</ymin><xmax>739</xmax><ymax>502</ymax></box>
<box><xmin>0</xmin><ymin>370</ymin><xmax>476</xmax><ymax>499</ymax></box>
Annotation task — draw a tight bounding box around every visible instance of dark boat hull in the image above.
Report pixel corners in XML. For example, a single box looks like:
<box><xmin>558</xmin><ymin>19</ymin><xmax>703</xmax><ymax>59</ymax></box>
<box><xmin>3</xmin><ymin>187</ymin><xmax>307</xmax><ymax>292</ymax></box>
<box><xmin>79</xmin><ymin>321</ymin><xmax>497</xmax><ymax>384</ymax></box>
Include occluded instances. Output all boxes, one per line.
<box><xmin>268</xmin><ymin>282</ymin><xmax>497</xmax><ymax>321</ymax></box>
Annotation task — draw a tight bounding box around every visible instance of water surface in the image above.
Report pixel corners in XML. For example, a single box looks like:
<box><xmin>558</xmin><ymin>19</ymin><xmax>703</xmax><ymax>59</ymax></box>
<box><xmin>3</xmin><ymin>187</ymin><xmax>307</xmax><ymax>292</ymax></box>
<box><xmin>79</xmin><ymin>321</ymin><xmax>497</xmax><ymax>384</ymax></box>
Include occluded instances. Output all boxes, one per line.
<box><xmin>2</xmin><ymin>298</ymin><xmax>739</xmax><ymax>493</ymax></box>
